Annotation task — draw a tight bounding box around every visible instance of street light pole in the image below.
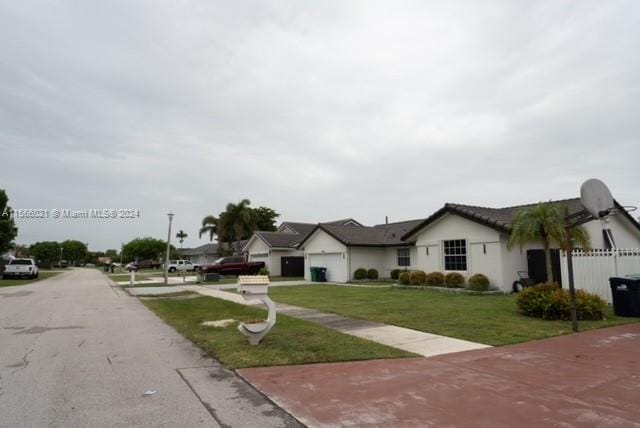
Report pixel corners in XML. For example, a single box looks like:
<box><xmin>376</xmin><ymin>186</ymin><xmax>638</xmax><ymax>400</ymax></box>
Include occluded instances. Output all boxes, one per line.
<box><xmin>164</xmin><ymin>212</ymin><xmax>175</xmax><ymax>285</ymax></box>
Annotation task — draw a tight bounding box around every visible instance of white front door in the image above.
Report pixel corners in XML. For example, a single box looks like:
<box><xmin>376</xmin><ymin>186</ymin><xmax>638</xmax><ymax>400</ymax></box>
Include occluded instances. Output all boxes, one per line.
<box><xmin>308</xmin><ymin>253</ymin><xmax>347</xmax><ymax>283</ymax></box>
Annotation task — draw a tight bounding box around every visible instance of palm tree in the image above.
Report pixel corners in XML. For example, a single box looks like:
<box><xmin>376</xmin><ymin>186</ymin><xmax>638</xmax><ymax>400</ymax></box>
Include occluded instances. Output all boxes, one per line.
<box><xmin>199</xmin><ymin>215</ymin><xmax>218</xmax><ymax>241</ymax></box>
<box><xmin>508</xmin><ymin>202</ymin><xmax>591</xmax><ymax>282</ymax></box>
<box><xmin>176</xmin><ymin>230</ymin><xmax>188</xmax><ymax>249</ymax></box>
<box><xmin>224</xmin><ymin>199</ymin><xmax>256</xmax><ymax>255</ymax></box>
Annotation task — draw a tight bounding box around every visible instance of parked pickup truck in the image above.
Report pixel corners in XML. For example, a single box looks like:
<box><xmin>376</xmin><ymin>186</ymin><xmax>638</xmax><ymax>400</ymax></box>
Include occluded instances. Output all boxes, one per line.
<box><xmin>2</xmin><ymin>258</ymin><xmax>39</xmax><ymax>279</ymax></box>
<box><xmin>163</xmin><ymin>259</ymin><xmax>201</xmax><ymax>273</ymax></box>
<box><xmin>200</xmin><ymin>256</ymin><xmax>264</xmax><ymax>276</ymax></box>
<box><xmin>127</xmin><ymin>259</ymin><xmax>162</xmax><ymax>270</ymax></box>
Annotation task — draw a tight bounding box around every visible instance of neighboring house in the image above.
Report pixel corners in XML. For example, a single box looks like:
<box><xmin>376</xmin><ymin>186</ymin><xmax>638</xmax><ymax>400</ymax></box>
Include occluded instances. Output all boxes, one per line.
<box><xmin>243</xmin><ymin>219</ymin><xmax>363</xmax><ymax>277</ymax></box>
<box><xmin>298</xmin><ymin>219</ymin><xmax>424</xmax><ymax>283</ymax></box>
<box><xmin>298</xmin><ymin>198</ymin><xmax>640</xmax><ymax>291</ymax></box>
<box><xmin>181</xmin><ymin>243</ymin><xmax>221</xmax><ymax>265</ymax></box>
<box><xmin>181</xmin><ymin>240</ymin><xmax>249</xmax><ymax>265</ymax></box>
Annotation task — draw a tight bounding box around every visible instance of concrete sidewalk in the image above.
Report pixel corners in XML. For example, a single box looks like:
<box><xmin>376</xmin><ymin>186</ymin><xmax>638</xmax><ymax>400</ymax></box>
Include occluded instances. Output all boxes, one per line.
<box><xmin>128</xmin><ymin>285</ymin><xmax>490</xmax><ymax>358</ymax></box>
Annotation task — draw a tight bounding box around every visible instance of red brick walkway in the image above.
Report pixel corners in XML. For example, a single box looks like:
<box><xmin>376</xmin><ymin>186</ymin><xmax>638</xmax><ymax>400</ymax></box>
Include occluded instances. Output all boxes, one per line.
<box><xmin>239</xmin><ymin>324</ymin><xmax>640</xmax><ymax>427</ymax></box>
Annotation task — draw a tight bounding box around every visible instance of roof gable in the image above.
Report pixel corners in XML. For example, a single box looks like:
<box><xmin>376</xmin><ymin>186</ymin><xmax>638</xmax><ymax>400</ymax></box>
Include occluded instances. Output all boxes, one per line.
<box><xmin>323</xmin><ymin>218</ymin><xmax>363</xmax><ymax>227</ymax></box>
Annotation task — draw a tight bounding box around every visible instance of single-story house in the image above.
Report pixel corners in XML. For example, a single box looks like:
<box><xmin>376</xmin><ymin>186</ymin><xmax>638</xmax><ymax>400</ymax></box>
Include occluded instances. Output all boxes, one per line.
<box><xmin>180</xmin><ymin>243</ymin><xmax>220</xmax><ymax>265</ymax></box>
<box><xmin>243</xmin><ymin>219</ymin><xmax>362</xmax><ymax>277</ymax></box>
<box><xmin>181</xmin><ymin>240</ymin><xmax>249</xmax><ymax>265</ymax></box>
<box><xmin>298</xmin><ymin>219</ymin><xmax>425</xmax><ymax>283</ymax></box>
<box><xmin>298</xmin><ymin>198</ymin><xmax>640</xmax><ymax>291</ymax></box>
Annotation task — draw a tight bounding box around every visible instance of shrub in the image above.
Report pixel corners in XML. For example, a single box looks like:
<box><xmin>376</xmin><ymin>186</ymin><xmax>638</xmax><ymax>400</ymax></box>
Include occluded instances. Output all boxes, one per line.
<box><xmin>409</xmin><ymin>270</ymin><xmax>426</xmax><ymax>286</ymax></box>
<box><xmin>354</xmin><ymin>268</ymin><xmax>367</xmax><ymax>280</ymax></box>
<box><xmin>398</xmin><ymin>271</ymin><xmax>411</xmax><ymax>285</ymax></box>
<box><xmin>390</xmin><ymin>269</ymin><xmax>401</xmax><ymax>280</ymax></box>
<box><xmin>424</xmin><ymin>272</ymin><xmax>445</xmax><ymax>287</ymax></box>
<box><xmin>367</xmin><ymin>268</ymin><xmax>379</xmax><ymax>280</ymax></box>
<box><xmin>516</xmin><ymin>283</ymin><xmax>606</xmax><ymax>320</ymax></box>
<box><xmin>259</xmin><ymin>267</ymin><xmax>269</xmax><ymax>276</ymax></box>
<box><xmin>468</xmin><ymin>273</ymin><xmax>490</xmax><ymax>291</ymax></box>
<box><xmin>444</xmin><ymin>272</ymin><xmax>465</xmax><ymax>288</ymax></box>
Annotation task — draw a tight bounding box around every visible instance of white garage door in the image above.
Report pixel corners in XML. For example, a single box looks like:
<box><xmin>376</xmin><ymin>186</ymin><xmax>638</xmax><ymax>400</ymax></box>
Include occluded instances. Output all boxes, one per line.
<box><xmin>249</xmin><ymin>253</ymin><xmax>269</xmax><ymax>266</ymax></box>
<box><xmin>308</xmin><ymin>253</ymin><xmax>347</xmax><ymax>283</ymax></box>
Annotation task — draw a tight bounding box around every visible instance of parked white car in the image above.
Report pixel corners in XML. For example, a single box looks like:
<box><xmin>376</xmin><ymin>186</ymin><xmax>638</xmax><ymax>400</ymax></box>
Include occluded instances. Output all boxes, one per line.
<box><xmin>2</xmin><ymin>258</ymin><xmax>39</xmax><ymax>279</ymax></box>
<box><xmin>164</xmin><ymin>260</ymin><xmax>200</xmax><ymax>273</ymax></box>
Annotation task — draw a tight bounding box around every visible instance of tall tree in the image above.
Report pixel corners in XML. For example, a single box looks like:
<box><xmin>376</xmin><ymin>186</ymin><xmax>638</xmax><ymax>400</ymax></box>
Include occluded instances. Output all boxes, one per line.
<box><xmin>105</xmin><ymin>249</ymin><xmax>119</xmax><ymax>259</ymax></box>
<box><xmin>252</xmin><ymin>206</ymin><xmax>280</xmax><ymax>231</ymax></box>
<box><xmin>176</xmin><ymin>230</ymin><xmax>188</xmax><ymax>248</ymax></box>
<box><xmin>122</xmin><ymin>237</ymin><xmax>176</xmax><ymax>262</ymax></box>
<box><xmin>508</xmin><ymin>202</ymin><xmax>590</xmax><ymax>281</ymax></box>
<box><xmin>0</xmin><ymin>189</ymin><xmax>18</xmax><ymax>254</ymax></box>
<box><xmin>224</xmin><ymin>199</ymin><xmax>255</xmax><ymax>254</ymax></box>
<box><xmin>61</xmin><ymin>240</ymin><xmax>89</xmax><ymax>266</ymax></box>
<box><xmin>199</xmin><ymin>215</ymin><xmax>219</xmax><ymax>241</ymax></box>
<box><xmin>28</xmin><ymin>241</ymin><xmax>61</xmax><ymax>266</ymax></box>
<box><xmin>199</xmin><ymin>202</ymin><xmax>279</xmax><ymax>254</ymax></box>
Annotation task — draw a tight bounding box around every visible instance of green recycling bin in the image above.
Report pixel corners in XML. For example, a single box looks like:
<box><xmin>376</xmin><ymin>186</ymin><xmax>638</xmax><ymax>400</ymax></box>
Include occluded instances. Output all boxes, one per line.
<box><xmin>310</xmin><ymin>266</ymin><xmax>319</xmax><ymax>282</ymax></box>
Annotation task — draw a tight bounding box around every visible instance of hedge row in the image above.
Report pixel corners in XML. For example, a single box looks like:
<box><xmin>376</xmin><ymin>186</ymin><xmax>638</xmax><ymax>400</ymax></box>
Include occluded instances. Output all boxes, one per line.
<box><xmin>516</xmin><ymin>283</ymin><xmax>606</xmax><ymax>320</ymax></box>
<box><xmin>395</xmin><ymin>270</ymin><xmax>491</xmax><ymax>291</ymax></box>
<box><xmin>354</xmin><ymin>267</ymin><xmax>379</xmax><ymax>280</ymax></box>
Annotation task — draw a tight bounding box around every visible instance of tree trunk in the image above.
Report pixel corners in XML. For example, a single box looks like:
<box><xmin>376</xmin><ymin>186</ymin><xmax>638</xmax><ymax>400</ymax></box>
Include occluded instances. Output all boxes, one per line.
<box><xmin>543</xmin><ymin>238</ymin><xmax>553</xmax><ymax>283</ymax></box>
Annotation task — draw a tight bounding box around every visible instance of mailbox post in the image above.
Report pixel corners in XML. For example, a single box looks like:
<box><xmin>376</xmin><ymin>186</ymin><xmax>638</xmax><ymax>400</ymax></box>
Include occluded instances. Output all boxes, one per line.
<box><xmin>129</xmin><ymin>265</ymin><xmax>137</xmax><ymax>287</ymax></box>
<box><xmin>237</xmin><ymin>275</ymin><xmax>275</xmax><ymax>345</ymax></box>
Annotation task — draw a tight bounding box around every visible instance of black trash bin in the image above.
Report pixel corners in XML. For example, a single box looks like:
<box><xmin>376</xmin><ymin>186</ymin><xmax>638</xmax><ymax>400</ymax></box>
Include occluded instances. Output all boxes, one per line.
<box><xmin>317</xmin><ymin>267</ymin><xmax>327</xmax><ymax>282</ymax></box>
<box><xmin>609</xmin><ymin>277</ymin><xmax>640</xmax><ymax>317</ymax></box>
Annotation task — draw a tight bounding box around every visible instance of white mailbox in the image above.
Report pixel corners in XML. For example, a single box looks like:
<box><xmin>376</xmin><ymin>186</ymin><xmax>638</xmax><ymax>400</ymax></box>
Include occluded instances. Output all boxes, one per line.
<box><xmin>237</xmin><ymin>275</ymin><xmax>276</xmax><ymax>345</ymax></box>
<box><xmin>237</xmin><ymin>275</ymin><xmax>269</xmax><ymax>295</ymax></box>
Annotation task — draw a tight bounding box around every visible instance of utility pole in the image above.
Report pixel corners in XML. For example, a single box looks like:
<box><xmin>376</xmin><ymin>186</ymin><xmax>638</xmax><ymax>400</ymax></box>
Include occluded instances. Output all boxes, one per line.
<box><xmin>164</xmin><ymin>212</ymin><xmax>175</xmax><ymax>285</ymax></box>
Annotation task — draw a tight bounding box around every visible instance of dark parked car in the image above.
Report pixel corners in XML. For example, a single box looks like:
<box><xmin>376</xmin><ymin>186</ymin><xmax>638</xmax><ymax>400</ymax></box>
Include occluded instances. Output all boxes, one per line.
<box><xmin>200</xmin><ymin>256</ymin><xmax>264</xmax><ymax>276</ymax></box>
<box><xmin>135</xmin><ymin>260</ymin><xmax>162</xmax><ymax>269</ymax></box>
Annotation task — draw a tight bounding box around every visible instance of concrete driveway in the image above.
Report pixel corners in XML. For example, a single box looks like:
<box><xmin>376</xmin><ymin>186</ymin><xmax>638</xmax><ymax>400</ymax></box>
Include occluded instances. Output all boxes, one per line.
<box><xmin>240</xmin><ymin>323</ymin><xmax>640</xmax><ymax>427</ymax></box>
<box><xmin>0</xmin><ymin>268</ymin><xmax>299</xmax><ymax>427</ymax></box>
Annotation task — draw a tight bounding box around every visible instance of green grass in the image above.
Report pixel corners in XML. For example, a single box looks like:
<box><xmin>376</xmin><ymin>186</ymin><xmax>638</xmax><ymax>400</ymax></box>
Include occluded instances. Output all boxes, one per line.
<box><xmin>0</xmin><ymin>271</ymin><xmax>62</xmax><ymax>287</ymax></box>
<box><xmin>268</xmin><ymin>285</ymin><xmax>640</xmax><ymax>346</ymax></box>
<box><xmin>138</xmin><ymin>291</ymin><xmax>198</xmax><ymax>298</ymax></box>
<box><xmin>144</xmin><ymin>295</ymin><xmax>413</xmax><ymax>368</ymax></box>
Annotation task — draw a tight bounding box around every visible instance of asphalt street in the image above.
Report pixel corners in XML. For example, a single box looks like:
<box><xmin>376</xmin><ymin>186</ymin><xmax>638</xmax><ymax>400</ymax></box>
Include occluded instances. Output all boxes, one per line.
<box><xmin>0</xmin><ymin>268</ymin><xmax>300</xmax><ymax>427</ymax></box>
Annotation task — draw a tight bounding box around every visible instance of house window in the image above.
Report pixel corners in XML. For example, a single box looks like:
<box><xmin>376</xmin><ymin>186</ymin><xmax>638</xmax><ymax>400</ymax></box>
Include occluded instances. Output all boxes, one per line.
<box><xmin>397</xmin><ymin>248</ymin><xmax>410</xmax><ymax>267</ymax></box>
<box><xmin>443</xmin><ymin>239</ymin><xmax>467</xmax><ymax>271</ymax></box>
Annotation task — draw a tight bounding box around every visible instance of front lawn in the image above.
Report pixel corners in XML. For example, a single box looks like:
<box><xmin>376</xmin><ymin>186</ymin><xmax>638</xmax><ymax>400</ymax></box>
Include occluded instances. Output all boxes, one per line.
<box><xmin>144</xmin><ymin>295</ymin><xmax>412</xmax><ymax>368</ymax></box>
<box><xmin>268</xmin><ymin>285</ymin><xmax>640</xmax><ymax>346</ymax></box>
<box><xmin>0</xmin><ymin>271</ymin><xmax>62</xmax><ymax>287</ymax></box>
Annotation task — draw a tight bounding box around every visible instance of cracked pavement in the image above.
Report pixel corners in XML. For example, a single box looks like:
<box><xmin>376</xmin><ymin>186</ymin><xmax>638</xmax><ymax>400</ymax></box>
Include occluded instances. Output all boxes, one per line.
<box><xmin>0</xmin><ymin>268</ymin><xmax>300</xmax><ymax>427</ymax></box>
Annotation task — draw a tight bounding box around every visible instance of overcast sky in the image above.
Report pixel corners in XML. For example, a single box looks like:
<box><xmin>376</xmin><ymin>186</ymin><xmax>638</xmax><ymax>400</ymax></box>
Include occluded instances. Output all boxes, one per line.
<box><xmin>1</xmin><ymin>1</ymin><xmax>639</xmax><ymax>251</ymax></box>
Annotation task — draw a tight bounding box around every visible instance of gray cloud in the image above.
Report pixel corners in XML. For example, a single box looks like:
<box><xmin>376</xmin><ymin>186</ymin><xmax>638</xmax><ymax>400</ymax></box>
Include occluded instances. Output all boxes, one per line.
<box><xmin>1</xmin><ymin>1</ymin><xmax>639</xmax><ymax>250</ymax></box>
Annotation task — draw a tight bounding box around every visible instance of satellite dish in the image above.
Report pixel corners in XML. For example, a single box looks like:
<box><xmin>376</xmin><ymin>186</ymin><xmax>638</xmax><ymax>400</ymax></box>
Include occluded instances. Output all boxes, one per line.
<box><xmin>580</xmin><ymin>178</ymin><xmax>614</xmax><ymax>219</ymax></box>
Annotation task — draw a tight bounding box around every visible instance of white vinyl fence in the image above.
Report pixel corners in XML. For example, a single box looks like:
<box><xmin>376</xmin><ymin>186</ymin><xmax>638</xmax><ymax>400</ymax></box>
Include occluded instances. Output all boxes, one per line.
<box><xmin>560</xmin><ymin>249</ymin><xmax>640</xmax><ymax>303</ymax></box>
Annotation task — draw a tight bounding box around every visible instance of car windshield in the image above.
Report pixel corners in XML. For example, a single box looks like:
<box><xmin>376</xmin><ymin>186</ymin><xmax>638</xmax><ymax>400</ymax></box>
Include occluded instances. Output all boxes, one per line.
<box><xmin>10</xmin><ymin>259</ymin><xmax>32</xmax><ymax>265</ymax></box>
<box><xmin>213</xmin><ymin>258</ymin><xmax>224</xmax><ymax>264</ymax></box>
